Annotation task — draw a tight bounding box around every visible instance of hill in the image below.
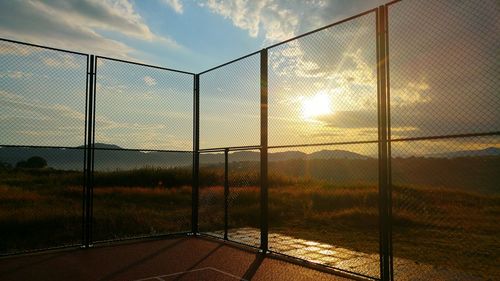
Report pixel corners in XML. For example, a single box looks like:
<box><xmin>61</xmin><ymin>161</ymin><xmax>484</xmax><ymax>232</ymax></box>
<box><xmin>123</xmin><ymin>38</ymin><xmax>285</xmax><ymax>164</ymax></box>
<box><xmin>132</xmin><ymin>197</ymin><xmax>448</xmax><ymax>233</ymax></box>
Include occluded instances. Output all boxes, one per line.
<box><xmin>0</xmin><ymin>143</ymin><xmax>367</xmax><ymax>170</ymax></box>
<box><xmin>427</xmin><ymin>147</ymin><xmax>500</xmax><ymax>158</ymax></box>
<box><xmin>1</xmin><ymin>143</ymin><xmax>498</xmax><ymax>172</ymax></box>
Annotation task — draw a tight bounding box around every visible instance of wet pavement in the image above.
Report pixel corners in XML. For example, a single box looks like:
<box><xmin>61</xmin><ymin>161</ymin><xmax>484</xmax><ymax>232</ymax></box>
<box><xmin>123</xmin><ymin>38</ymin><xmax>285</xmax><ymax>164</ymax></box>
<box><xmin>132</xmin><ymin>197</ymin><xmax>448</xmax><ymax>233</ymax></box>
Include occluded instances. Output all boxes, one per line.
<box><xmin>208</xmin><ymin>227</ymin><xmax>484</xmax><ymax>281</ymax></box>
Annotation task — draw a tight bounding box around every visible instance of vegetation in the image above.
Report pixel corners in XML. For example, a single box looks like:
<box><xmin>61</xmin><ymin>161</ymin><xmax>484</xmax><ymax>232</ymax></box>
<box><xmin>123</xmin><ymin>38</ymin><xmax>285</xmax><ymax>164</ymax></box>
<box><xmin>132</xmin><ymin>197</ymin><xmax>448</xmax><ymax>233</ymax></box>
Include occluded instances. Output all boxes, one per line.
<box><xmin>0</xmin><ymin>157</ymin><xmax>498</xmax><ymax>279</ymax></box>
<box><xmin>15</xmin><ymin>156</ymin><xmax>48</xmax><ymax>169</ymax></box>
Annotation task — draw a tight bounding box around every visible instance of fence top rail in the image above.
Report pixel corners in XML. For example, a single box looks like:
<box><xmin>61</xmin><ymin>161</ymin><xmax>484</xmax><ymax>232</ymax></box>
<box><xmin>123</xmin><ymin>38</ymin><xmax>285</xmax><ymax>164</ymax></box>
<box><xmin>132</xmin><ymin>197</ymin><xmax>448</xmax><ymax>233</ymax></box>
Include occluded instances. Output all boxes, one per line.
<box><xmin>198</xmin><ymin>50</ymin><xmax>261</xmax><ymax>75</ymax></box>
<box><xmin>3</xmin><ymin>6</ymin><xmax>377</xmax><ymax>76</ymax></box>
<box><xmin>0</xmin><ymin>37</ymin><xmax>89</xmax><ymax>57</ymax></box>
<box><xmin>385</xmin><ymin>0</ymin><xmax>404</xmax><ymax>7</ymax></box>
<box><xmin>197</xmin><ymin>7</ymin><xmax>376</xmax><ymax>75</ymax></box>
<box><xmin>95</xmin><ymin>55</ymin><xmax>196</xmax><ymax>76</ymax></box>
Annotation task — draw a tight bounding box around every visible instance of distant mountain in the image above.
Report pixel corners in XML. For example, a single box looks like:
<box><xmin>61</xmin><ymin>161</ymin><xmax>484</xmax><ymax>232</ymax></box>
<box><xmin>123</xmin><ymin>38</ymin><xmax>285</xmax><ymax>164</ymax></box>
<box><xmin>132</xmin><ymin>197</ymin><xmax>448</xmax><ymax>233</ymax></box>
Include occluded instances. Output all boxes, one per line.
<box><xmin>0</xmin><ymin>145</ymin><xmax>192</xmax><ymax>171</ymax></box>
<box><xmin>427</xmin><ymin>147</ymin><xmax>500</xmax><ymax>158</ymax></box>
<box><xmin>77</xmin><ymin>143</ymin><xmax>123</xmax><ymax>150</ymax></box>
<box><xmin>201</xmin><ymin>149</ymin><xmax>367</xmax><ymax>163</ymax></box>
<box><xmin>270</xmin><ymin>151</ymin><xmax>308</xmax><ymax>161</ymax></box>
<box><xmin>0</xmin><ymin>143</ymin><xmax>371</xmax><ymax>170</ymax></box>
<box><xmin>307</xmin><ymin>149</ymin><xmax>369</xmax><ymax>160</ymax></box>
<box><xmin>8</xmin><ymin>143</ymin><xmax>496</xmax><ymax>171</ymax></box>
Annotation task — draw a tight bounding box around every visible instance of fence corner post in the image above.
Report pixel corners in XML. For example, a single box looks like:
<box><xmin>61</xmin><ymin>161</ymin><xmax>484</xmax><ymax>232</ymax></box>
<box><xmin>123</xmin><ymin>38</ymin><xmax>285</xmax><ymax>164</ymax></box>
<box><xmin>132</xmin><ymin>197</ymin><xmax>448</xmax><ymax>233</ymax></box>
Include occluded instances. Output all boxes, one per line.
<box><xmin>377</xmin><ymin>5</ymin><xmax>392</xmax><ymax>281</ymax></box>
<box><xmin>192</xmin><ymin>74</ymin><xmax>200</xmax><ymax>235</ymax></box>
<box><xmin>260</xmin><ymin>48</ymin><xmax>269</xmax><ymax>252</ymax></box>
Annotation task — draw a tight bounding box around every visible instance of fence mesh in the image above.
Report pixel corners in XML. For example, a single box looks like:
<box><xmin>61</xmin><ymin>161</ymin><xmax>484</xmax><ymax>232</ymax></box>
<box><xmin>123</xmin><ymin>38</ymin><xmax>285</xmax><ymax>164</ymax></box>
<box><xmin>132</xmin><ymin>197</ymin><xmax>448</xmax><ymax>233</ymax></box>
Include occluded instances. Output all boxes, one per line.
<box><xmin>0</xmin><ymin>40</ymin><xmax>87</xmax><ymax>254</ymax></box>
<box><xmin>1</xmin><ymin>1</ymin><xmax>499</xmax><ymax>279</ymax></box>
<box><xmin>198</xmin><ymin>150</ymin><xmax>261</xmax><ymax>248</ymax></box>
<box><xmin>227</xmin><ymin>150</ymin><xmax>260</xmax><ymax>247</ymax></box>
<box><xmin>391</xmin><ymin>136</ymin><xmax>500</xmax><ymax>280</ymax></box>
<box><xmin>92</xmin><ymin>150</ymin><xmax>192</xmax><ymax>242</ymax></box>
<box><xmin>268</xmin><ymin>143</ymin><xmax>380</xmax><ymax>278</ymax></box>
<box><xmin>0</xmin><ymin>147</ymin><xmax>84</xmax><ymax>254</ymax></box>
<box><xmin>266</xmin><ymin>11</ymin><xmax>381</xmax><ymax>279</ymax></box>
<box><xmin>199</xmin><ymin>152</ymin><xmax>225</xmax><ymax>237</ymax></box>
<box><xmin>91</xmin><ymin>58</ymin><xmax>193</xmax><ymax>242</ymax></box>
<box><xmin>268</xmin><ymin>11</ymin><xmax>377</xmax><ymax>147</ymax></box>
<box><xmin>388</xmin><ymin>0</ymin><xmax>500</xmax><ymax>139</ymax></box>
<box><xmin>0</xmin><ymin>41</ymin><xmax>88</xmax><ymax>147</ymax></box>
<box><xmin>199</xmin><ymin>54</ymin><xmax>260</xmax><ymax>149</ymax></box>
<box><xmin>388</xmin><ymin>0</ymin><xmax>500</xmax><ymax>279</ymax></box>
<box><xmin>94</xmin><ymin>58</ymin><xmax>193</xmax><ymax>151</ymax></box>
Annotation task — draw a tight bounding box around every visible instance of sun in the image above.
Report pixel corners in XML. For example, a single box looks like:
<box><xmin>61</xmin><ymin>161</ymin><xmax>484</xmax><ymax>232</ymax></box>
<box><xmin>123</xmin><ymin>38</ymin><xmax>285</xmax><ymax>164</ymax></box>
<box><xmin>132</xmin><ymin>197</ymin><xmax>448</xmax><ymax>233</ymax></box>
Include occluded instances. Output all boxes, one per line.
<box><xmin>301</xmin><ymin>91</ymin><xmax>333</xmax><ymax>120</ymax></box>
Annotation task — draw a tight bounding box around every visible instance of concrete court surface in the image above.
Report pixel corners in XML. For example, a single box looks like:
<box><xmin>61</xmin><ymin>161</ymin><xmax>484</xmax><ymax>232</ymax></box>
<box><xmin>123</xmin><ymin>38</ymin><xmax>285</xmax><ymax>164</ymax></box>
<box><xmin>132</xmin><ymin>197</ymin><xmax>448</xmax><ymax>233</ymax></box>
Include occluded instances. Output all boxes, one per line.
<box><xmin>0</xmin><ymin>236</ymin><xmax>353</xmax><ymax>281</ymax></box>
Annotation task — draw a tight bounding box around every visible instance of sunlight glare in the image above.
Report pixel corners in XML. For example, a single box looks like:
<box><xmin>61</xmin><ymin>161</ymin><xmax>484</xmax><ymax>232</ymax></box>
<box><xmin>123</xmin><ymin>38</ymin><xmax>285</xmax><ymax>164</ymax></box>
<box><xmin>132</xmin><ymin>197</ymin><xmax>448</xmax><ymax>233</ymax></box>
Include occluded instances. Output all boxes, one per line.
<box><xmin>301</xmin><ymin>91</ymin><xmax>332</xmax><ymax>120</ymax></box>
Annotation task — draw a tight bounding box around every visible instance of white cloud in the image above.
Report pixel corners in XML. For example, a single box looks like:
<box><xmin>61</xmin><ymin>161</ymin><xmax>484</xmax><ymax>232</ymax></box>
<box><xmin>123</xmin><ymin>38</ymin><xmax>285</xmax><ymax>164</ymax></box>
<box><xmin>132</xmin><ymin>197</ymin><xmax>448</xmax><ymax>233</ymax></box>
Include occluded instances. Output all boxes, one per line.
<box><xmin>0</xmin><ymin>90</ymin><xmax>86</xmax><ymax>145</ymax></box>
<box><xmin>41</xmin><ymin>54</ymin><xmax>81</xmax><ymax>69</ymax></box>
<box><xmin>0</xmin><ymin>43</ymin><xmax>33</xmax><ymax>56</ymax></box>
<box><xmin>201</xmin><ymin>0</ymin><xmax>385</xmax><ymax>44</ymax></box>
<box><xmin>161</xmin><ymin>0</ymin><xmax>184</xmax><ymax>14</ymax></box>
<box><xmin>0</xmin><ymin>71</ymin><xmax>33</xmax><ymax>79</ymax></box>
<box><xmin>391</xmin><ymin>80</ymin><xmax>432</xmax><ymax>107</ymax></box>
<box><xmin>0</xmin><ymin>0</ymin><xmax>183</xmax><ymax>59</ymax></box>
<box><xmin>203</xmin><ymin>0</ymin><xmax>297</xmax><ymax>43</ymax></box>
<box><xmin>143</xmin><ymin>76</ymin><xmax>157</xmax><ymax>86</ymax></box>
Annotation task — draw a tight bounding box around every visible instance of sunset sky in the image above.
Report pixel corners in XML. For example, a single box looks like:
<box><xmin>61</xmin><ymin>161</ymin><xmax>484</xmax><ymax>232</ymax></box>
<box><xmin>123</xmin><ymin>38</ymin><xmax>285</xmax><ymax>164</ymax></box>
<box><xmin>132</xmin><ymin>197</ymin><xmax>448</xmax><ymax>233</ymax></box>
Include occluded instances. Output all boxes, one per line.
<box><xmin>0</xmin><ymin>0</ymin><xmax>498</xmax><ymax>155</ymax></box>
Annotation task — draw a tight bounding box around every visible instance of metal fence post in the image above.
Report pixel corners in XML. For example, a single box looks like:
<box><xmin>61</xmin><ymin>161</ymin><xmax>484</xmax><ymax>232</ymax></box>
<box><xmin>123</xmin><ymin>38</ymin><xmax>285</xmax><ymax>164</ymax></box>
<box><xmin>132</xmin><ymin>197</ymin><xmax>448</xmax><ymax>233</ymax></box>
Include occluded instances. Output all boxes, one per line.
<box><xmin>82</xmin><ymin>55</ymin><xmax>89</xmax><ymax>248</ymax></box>
<box><xmin>377</xmin><ymin>5</ymin><xmax>392</xmax><ymax>281</ymax></box>
<box><xmin>192</xmin><ymin>74</ymin><xmax>200</xmax><ymax>235</ymax></box>
<box><xmin>260</xmin><ymin>49</ymin><xmax>269</xmax><ymax>252</ymax></box>
<box><xmin>224</xmin><ymin>148</ymin><xmax>229</xmax><ymax>240</ymax></box>
<box><xmin>384</xmin><ymin>4</ymin><xmax>394</xmax><ymax>279</ymax></box>
<box><xmin>83</xmin><ymin>55</ymin><xmax>96</xmax><ymax>248</ymax></box>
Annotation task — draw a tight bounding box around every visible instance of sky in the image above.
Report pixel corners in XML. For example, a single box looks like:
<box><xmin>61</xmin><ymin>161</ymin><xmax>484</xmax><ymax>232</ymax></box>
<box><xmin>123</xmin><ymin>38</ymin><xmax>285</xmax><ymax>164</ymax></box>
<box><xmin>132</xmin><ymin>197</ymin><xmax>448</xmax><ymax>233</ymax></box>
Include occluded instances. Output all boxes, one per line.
<box><xmin>0</xmin><ymin>0</ymin><xmax>387</xmax><ymax>72</ymax></box>
<box><xmin>0</xmin><ymin>0</ymin><xmax>499</xmax><ymax>155</ymax></box>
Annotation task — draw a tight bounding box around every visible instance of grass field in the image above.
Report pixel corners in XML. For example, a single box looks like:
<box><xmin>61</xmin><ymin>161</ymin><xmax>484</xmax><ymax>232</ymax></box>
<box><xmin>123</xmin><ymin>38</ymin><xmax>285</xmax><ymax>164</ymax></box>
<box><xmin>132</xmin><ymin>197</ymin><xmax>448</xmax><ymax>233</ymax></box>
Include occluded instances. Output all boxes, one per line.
<box><xmin>0</xmin><ymin>160</ymin><xmax>498</xmax><ymax>279</ymax></box>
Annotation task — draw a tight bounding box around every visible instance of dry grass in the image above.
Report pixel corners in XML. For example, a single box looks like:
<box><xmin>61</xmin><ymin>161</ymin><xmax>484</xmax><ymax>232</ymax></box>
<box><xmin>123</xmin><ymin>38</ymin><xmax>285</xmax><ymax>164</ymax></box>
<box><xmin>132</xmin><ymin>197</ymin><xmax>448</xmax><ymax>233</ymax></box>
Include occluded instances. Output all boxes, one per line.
<box><xmin>0</xmin><ymin>167</ymin><xmax>498</xmax><ymax>278</ymax></box>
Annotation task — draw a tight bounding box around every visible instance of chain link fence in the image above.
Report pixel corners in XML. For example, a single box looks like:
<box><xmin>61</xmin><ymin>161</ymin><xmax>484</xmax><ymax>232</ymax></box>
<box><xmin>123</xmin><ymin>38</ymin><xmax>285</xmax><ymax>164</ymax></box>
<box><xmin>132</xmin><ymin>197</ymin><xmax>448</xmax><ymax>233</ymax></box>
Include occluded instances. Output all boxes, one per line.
<box><xmin>197</xmin><ymin>53</ymin><xmax>261</xmax><ymax>248</ymax></box>
<box><xmin>199</xmin><ymin>54</ymin><xmax>260</xmax><ymax>149</ymax></box>
<box><xmin>268</xmin><ymin>10</ymin><xmax>378</xmax><ymax>147</ymax></box>
<box><xmin>91</xmin><ymin>57</ymin><xmax>194</xmax><ymax>242</ymax></box>
<box><xmin>387</xmin><ymin>0</ymin><xmax>500</xmax><ymax>279</ymax></box>
<box><xmin>198</xmin><ymin>152</ymin><xmax>225</xmax><ymax>237</ymax></box>
<box><xmin>266</xmin><ymin>9</ymin><xmax>381</xmax><ymax>279</ymax></box>
<box><xmin>226</xmin><ymin>150</ymin><xmax>260</xmax><ymax>247</ymax></box>
<box><xmin>268</xmin><ymin>143</ymin><xmax>380</xmax><ymax>279</ymax></box>
<box><xmin>1</xmin><ymin>0</ymin><xmax>499</xmax><ymax>280</ymax></box>
<box><xmin>0</xmin><ymin>41</ymin><xmax>195</xmax><ymax>253</ymax></box>
<box><xmin>0</xmin><ymin>40</ymin><xmax>87</xmax><ymax>254</ymax></box>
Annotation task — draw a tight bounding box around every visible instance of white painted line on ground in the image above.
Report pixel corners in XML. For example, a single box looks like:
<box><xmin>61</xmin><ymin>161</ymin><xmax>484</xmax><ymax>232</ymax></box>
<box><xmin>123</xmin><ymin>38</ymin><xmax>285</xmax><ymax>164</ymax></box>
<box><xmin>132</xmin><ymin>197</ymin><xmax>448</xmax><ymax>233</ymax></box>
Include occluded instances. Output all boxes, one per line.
<box><xmin>132</xmin><ymin>266</ymin><xmax>248</xmax><ymax>281</ymax></box>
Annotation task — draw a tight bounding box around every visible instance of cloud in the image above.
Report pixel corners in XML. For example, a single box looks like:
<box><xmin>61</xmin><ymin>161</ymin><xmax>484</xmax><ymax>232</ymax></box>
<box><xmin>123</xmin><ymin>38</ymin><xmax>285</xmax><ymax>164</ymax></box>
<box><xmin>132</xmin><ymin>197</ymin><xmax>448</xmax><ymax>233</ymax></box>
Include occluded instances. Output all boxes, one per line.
<box><xmin>267</xmin><ymin>44</ymin><xmax>461</xmax><ymax>145</ymax></box>
<box><xmin>0</xmin><ymin>90</ymin><xmax>86</xmax><ymax>146</ymax></box>
<box><xmin>0</xmin><ymin>89</ymin><xmax>192</xmax><ymax>150</ymax></box>
<box><xmin>201</xmin><ymin>0</ymin><xmax>385</xmax><ymax>43</ymax></box>
<box><xmin>41</xmin><ymin>53</ymin><xmax>82</xmax><ymax>69</ymax></box>
<box><xmin>161</xmin><ymin>0</ymin><xmax>184</xmax><ymax>14</ymax></box>
<box><xmin>391</xmin><ymin>80</ymin><xmax>431</xmax><ymax>108</ymax></box>
<box><xmin>143</xmin><ymin>76</ymin><xmax>157</xmax><ymax>86</ymax></box>
<box><xmin>0</xmin><ymin>0</ymin><xmax>183</xmax><ymax>59</ymax></box>
<box><xmin>0</xmin><ymin>71</ymin><xmax>32</xmax><ymax>79</ymax></box>
<box><xmin>318</xmin><ymin>110</ymin><xmax>377</xmax><ymax>129</ymax></box>
<box><xmin>0</xmin><ymin>42</ymin><xmax>33</xmax><ymax>56</ymax></box>
<box><xmin>202</xmin><ymin>0</ymin><xmax>296</xmax><ymax>42</ymax></box>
